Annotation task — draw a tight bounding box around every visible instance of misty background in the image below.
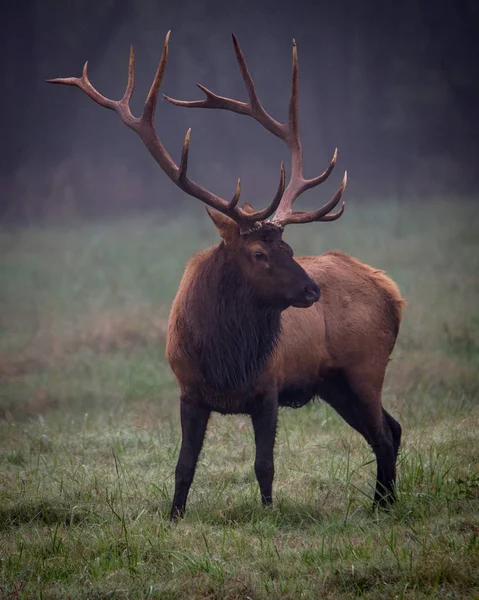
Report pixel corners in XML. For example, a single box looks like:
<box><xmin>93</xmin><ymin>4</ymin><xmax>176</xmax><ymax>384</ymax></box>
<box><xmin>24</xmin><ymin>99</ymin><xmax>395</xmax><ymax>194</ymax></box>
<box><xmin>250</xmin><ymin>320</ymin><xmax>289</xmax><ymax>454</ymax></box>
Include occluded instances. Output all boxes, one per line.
<box><xmin>1</xmin><ymin>0</ymin><xmax>478</xmax><ymax>223</ymax></box>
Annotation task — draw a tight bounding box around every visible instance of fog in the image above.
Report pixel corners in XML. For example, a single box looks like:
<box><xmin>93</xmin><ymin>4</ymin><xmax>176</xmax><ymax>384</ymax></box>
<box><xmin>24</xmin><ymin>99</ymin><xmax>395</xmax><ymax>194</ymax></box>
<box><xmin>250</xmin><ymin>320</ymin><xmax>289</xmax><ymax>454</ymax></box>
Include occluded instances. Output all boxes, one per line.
<box><xmin>1</xmin><ymin>0</ymin><xmax>478</xmax><ymax>222</ymax></box>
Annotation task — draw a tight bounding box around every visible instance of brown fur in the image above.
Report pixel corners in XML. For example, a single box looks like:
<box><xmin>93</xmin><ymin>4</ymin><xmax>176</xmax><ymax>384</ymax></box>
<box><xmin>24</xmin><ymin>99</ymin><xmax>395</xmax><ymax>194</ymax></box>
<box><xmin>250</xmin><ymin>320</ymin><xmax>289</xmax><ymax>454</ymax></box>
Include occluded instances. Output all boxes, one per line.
<box><xmin>166</xmin><ymin>217</ymin><xmax>405</xmax><ymax>519</ymax></box>
<box><xmin>167</xmin><ymin>249</ymin><xmax>405</xmax><ymax>401</ymax></box>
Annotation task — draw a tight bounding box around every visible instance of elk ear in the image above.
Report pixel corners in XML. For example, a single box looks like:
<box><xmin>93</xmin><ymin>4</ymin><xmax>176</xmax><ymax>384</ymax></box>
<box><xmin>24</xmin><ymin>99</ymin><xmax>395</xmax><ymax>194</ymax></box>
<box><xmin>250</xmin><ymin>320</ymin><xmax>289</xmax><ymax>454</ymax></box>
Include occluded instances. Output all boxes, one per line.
<box><xmin>242</xmin><ymin>201</ymin><xmax>256</xmax><ymax>214</ymax></box>
<box><xmin>206</xmin><ymin>207</ymin><xmax>240</xmax><ymax>243</ymax></box>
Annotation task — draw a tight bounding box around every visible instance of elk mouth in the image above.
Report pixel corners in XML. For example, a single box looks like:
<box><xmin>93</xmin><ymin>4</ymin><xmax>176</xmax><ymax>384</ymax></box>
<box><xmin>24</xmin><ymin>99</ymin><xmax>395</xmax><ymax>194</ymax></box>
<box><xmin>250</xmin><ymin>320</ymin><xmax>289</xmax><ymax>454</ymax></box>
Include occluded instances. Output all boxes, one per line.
<box><xmin>290</xmin><ymin>284</ymin><xmax>321</xmax><ymax>308</ymax></box>
<box><xmin>291</xmin><ymin>298</ymin><xmax>318</xmax><ymax>308</ymax></box>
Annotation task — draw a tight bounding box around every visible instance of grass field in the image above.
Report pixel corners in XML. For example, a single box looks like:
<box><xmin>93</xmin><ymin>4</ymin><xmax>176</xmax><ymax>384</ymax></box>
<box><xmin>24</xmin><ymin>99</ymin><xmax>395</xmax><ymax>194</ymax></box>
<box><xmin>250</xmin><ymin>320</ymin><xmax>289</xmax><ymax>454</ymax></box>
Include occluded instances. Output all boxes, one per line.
<box><xmin>0</xmin><ymin>198</ymin><xmax>478</xmax><ymax>599</ymax></box>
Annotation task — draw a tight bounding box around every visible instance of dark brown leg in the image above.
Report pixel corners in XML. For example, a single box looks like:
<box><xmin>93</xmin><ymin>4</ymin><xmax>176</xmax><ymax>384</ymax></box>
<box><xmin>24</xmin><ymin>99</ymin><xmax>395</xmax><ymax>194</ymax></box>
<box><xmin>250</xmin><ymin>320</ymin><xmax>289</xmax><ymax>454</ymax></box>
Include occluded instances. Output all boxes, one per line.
<box><xmin>382</xmin><ymin>408</ymin><xmax>402</xmax><ymax>460</ymax></box>
<box><xmin>319</xmin><ymin>371</ymin><xmax>399</xmax><ymax>506</ymax></box>
<box><xmin>170</xmin><ymin>400</ymin><xmax>210</xmax><ymax>520</ymax></box>
<box><xmin>251</xmin><ymin>398</ymin><xmax>278</xmax><ymax>505</ymax></box>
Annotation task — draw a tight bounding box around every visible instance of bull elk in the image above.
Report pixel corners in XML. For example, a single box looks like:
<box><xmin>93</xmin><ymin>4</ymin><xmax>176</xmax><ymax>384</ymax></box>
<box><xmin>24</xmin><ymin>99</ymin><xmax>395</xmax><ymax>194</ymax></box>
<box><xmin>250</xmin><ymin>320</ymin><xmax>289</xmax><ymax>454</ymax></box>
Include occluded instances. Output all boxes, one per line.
<box><xmin>49</xmin><ymin>32</ymin><xmax>405</xmax><ymax>519</ymax></box>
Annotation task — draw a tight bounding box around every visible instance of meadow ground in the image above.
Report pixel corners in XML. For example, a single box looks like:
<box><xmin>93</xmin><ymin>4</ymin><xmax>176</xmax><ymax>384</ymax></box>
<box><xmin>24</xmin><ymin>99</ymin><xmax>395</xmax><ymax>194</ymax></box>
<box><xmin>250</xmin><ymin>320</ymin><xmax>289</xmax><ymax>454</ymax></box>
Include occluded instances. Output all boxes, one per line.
<box><xmin>0</xmin><ymin>198</ymin><xmax>478</xmax><ymax>599</ymax></box>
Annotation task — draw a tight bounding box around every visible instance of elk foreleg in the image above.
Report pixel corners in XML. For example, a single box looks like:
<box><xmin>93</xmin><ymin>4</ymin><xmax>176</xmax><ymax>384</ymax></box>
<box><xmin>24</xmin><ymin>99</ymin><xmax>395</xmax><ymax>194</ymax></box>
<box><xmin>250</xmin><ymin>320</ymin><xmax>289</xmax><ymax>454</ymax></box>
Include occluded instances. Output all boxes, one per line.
<box><xmin>251</xmin><ymin>398</ymin><xmax>278</xmax><ymax>505</ymax></box>
<box><xmin>170</xmin><ymin>400</ymin><xmax>210</xmax><ymax>520</ymax></box>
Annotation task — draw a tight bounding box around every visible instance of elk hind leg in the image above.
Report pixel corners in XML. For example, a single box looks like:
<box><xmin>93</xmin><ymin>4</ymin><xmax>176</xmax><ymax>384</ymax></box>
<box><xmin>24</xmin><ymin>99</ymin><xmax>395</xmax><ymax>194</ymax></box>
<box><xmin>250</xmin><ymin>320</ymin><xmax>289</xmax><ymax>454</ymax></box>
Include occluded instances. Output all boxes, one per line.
<box><xmin>382</xmin><ymin>408</ymin><xmax>402</xmax><ymax>460</ymax></box>
<box><xmin>319</xmin><ymin>371</ymin><xmax>398</xmax><ymax>506</ymax></box>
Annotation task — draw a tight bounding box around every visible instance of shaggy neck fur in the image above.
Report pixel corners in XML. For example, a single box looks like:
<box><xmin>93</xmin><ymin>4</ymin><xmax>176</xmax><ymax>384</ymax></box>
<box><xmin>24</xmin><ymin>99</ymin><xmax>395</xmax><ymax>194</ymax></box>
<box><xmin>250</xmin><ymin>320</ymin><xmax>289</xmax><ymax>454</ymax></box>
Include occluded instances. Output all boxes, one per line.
<box><xmin>181</xmin><ymin>244</ymin><xmax>282</xmax><ymax>393</ymax></box>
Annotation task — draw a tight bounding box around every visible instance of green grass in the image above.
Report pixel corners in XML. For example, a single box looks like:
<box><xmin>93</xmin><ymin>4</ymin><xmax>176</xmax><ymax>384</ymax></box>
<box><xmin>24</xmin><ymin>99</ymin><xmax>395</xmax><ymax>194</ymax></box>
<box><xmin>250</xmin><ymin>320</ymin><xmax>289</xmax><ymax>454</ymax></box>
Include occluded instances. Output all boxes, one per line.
<box><xmin>0</xmin><ymin>198</ymin><xmax>478</xmax><ymax>599</ymax></box>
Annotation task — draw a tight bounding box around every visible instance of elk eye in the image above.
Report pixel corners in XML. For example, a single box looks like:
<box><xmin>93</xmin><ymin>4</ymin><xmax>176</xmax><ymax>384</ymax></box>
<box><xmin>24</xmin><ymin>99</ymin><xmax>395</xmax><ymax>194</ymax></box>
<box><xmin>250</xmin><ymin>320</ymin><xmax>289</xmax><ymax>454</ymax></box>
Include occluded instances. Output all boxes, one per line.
<box><xmin>253</xmin><ymin>251</ymin><xmax>266</xmax><ymax>261</ymax></box>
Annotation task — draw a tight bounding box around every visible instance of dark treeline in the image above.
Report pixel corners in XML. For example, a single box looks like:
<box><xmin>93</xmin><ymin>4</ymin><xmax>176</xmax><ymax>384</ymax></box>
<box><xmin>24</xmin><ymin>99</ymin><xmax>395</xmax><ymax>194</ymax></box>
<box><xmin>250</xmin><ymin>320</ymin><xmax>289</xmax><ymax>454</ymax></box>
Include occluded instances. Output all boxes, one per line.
<box><xmin>1</xmin><ymin>0</ymin><xmax>478</xmax><ymax>222</ymax></box>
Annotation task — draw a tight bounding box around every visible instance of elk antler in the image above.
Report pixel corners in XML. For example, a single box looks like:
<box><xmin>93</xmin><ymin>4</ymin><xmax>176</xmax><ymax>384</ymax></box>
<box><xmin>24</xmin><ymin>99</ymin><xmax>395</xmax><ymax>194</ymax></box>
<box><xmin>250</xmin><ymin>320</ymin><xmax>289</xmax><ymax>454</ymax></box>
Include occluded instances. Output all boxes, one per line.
<box><xmin>47</xmin><ymin>32</ymin><xmax>285</xmax><ymax>228</ymax></box>
<box><xmin>164</xmin><ymin>35</ymin><xmax>347</xmax><ymax>228</ymax></box>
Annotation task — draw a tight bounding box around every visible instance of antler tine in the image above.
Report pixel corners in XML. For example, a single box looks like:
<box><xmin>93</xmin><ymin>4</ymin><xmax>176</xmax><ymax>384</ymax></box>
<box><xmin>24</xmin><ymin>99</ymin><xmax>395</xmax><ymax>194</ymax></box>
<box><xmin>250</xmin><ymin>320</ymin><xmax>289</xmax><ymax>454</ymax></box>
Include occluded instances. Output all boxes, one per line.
<box><xmin>142</xmin><ymin>31</ymin><xmax>170</xmax><ymax>125</ymax></box>
<box><xmin>226</xmin><ymin>163</ymin><xmax>285</xmax><ymax>222</ymax></box>
<box><xmin>228</xmin><ymin>179</ymin><xmax>241</xmax><ymax>211</ymax></box>
<box><xmin>48</xmin><ymin>62</ymin><xmax>123</xmax><ymax>115</ymax></box>
<box><xmin>249</xmin><ymin>162</ymin><xmax>286</xmax><ymax>222</ymax></box>
<box><xmin>279</xmin><ymin>171</ymin><xmax>347</xmax><ymax>226</ymax></box>
<box><xmin>303</xmin><ymin>148</ymin><xmax>338</xmax><ymax>189</ymax></box>
<box><xmin>273</xmin><ymin>147</ymin><xmax>340</xmax><ymax>222</ymax></box>
<box><xmin>120</xmin><ymin>45</ymin><xmax>136</xmax><ymax>105</ymax></box>
<box><xmin>178</xmin><ymin>128</ymin><xmax>191</xmax><ymax>182</ymax></box>
<box><xmin>164</xmin><ymin>83</ymin><xmax>251</xmax><ymax>115</ymax></box>
<box><xmin>231</xmin><ymin>33</ymin><xmax>258</xmax><ymax>108</ymax></box>
<box><xmin>231</xmin><ymin>33</ymin><xmax>270</xmax><ymax>123</ymax></box>
<box><xmin>318</xmin><ymin>201</ymin><xmax>345</xmax><ymax>222</ymax></box>
<box><xmin>289</xmin><ymin>39</ymin><xmax>301</xmax><ymax>154</ymax></box>
<box><xmin>164</xmin><ymin>35</ymin><xmax>286</xmax><ymax>140</ymax></box>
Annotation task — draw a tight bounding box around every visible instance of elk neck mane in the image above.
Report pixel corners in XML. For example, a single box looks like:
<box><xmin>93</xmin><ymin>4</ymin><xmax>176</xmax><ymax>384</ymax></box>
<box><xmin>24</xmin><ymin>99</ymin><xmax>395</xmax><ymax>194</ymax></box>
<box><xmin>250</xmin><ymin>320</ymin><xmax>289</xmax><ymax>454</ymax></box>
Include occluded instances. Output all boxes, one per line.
<box><xmin>179</xmin><ymin>244</ymin><xmax>282</xmax><ymax>393</ymax></box>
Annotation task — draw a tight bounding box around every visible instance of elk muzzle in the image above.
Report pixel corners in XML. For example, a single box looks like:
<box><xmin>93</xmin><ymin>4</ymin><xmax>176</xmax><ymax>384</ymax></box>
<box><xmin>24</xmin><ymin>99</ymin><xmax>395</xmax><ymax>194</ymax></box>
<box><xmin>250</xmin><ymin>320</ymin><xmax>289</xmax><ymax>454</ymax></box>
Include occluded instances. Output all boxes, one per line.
<box><xmin>290</xmin><ymin>280</ymin><xmax>321</xmax><ymax>308</ymax></box>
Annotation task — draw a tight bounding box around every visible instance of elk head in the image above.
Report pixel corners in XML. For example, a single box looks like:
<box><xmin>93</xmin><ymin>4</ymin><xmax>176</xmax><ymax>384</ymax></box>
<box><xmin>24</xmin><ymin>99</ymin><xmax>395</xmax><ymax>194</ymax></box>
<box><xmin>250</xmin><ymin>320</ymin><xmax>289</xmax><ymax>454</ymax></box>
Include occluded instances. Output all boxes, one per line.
<box><xmin>47</xmin><ymin>32</ymin><xmax>347</xmax><ymax>310</ymax></box>
<box><xmin>207</xmin><ymin>209</ymin><xmax>320</xmax><ymax>309</ymax></box>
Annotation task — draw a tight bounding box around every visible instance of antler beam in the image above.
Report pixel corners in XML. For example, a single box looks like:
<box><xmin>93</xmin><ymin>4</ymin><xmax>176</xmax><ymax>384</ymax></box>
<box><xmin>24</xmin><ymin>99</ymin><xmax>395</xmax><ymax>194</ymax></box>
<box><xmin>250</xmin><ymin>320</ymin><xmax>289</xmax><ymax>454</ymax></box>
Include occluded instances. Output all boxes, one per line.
<box><xmin>47</xmin><ymin>32</ymin><xmax>285</xmax><ymax>226</ymax></box>
<box><xmin>164</xmin><ymin>34</ymin><xmax>347</xmax><ymax>227</ymax></box>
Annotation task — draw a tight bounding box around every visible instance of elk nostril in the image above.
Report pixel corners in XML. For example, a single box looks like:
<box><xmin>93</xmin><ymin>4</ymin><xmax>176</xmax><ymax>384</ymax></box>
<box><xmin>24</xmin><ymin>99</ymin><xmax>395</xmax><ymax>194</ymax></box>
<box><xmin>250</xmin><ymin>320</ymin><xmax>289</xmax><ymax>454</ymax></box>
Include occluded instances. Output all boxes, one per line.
<box><xmin>304</xmin><ymin>283</ymin><xmax>320</xmax><ymax>302</ymax></box>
